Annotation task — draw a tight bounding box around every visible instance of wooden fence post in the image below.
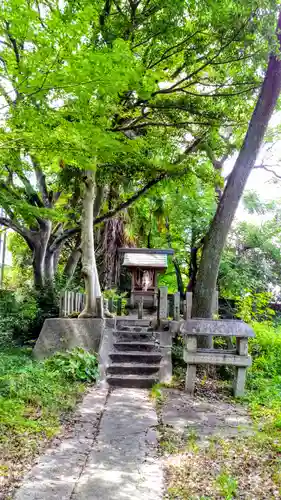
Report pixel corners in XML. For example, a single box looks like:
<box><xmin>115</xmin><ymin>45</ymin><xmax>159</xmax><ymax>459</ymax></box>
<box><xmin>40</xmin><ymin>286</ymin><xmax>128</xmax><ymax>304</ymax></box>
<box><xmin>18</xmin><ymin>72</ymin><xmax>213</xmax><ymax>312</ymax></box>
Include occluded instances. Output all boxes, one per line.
<box><xmin>168</xmin><ymin>295</ymin><xmax>174</xmax><ymax>318</ymax></box>
<box><xmin>108</xmin><ymin>297</ymin><xmax>114</xmax><ymax>313</ymax></box>
<box><xmin>173</xmin><ymin>292</ymin><xmax>180</xmax><ymax>321</ymax></box>
<box><xmin>117</xmin><ymin>297</ymin><xmax>122</xmax><ymax>316</ymax></box>
<box><xmin>157</xmin><ymin>286</ymin><xmax>168</xmax><ymax>323</ymax></box>
<box><xmin>96</xmin><ymin>296</ymin><xmax>103</xmax><ymax>318</ymax></box>
<box><xmin>186</xmin><ymin>292</ymin><xmax>192</xmax><ymax>319</ymax></box>
<box><xmin>138</xmin><ymin>297</ymin><xmax>143</xmax><ymax>319</ymax></box>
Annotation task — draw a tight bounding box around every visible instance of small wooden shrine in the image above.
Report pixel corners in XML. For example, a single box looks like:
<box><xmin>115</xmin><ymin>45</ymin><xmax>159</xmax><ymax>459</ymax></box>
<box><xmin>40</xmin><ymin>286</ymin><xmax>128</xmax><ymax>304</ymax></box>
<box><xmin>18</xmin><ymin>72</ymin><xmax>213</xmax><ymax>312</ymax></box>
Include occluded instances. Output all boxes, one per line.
<box><xmin>119</xmin><ymin>248</ymin><xmax>174</xmax><ymax>308</ymax></box>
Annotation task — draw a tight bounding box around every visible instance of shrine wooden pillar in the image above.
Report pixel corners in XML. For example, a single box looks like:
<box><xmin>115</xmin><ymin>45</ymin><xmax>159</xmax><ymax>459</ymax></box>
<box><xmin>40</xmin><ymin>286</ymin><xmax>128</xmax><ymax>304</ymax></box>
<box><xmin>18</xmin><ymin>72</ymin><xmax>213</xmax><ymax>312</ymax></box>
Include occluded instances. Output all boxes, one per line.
<box><xmin>130</xmin><ymin>268</ymin><xmax>136</xmax><ymax>307</ymax></box>
<box><xmin>153</xmin><ymin>270</ymin><xmax>158</xmax><ymax>307</ymax></box>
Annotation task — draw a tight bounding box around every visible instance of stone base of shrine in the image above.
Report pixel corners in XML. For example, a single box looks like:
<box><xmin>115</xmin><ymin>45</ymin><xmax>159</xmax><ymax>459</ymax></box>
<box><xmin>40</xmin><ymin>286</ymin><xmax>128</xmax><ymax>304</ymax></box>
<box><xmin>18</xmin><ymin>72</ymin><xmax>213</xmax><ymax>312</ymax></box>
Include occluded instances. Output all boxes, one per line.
<box><xmin>33</xmin><ymin>318</ymin><xmax>104</xmax><ymax>360</ymax></box>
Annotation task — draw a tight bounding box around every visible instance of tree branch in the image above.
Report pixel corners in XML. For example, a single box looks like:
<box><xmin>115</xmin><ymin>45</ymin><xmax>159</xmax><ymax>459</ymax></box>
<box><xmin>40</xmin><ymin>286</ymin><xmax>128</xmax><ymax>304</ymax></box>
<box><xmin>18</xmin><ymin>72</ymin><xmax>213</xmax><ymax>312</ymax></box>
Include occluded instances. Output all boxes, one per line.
<box><xmin>173</xmin><ymin>87</ymin><xmax>258</xmax><ymax>98</ymax></box>
<box><xmin>95</xmin><ymin>135</ymin><xmax>204</xmax><ymax>222</ymax></box>
<box><xmin>4</xmin><ymin>21</ymin><xmax>20</xmax><ymax>66</ymax></box>
<box><xmin>112</xmin><ymin>119</ymin><xmax>212</xmax><ymax>131</ymax></box>
<box><xmin>31</xmin><ymin>157</ymin><xmax>51</xmax><ymax>207</ymax></box>
<box><xmin>153</xmin><ymin>18</ymin><xmax>254</xmax><ymax>97</ymax></box>
<box><xmin>50</xmin><ymin>136</ymin><xmax>204</xmax><ymax>251</ymax></box>
<box><xmin>254</xmin><ymin>164</ymin><xmax>281</xmax><ymax>179</ymax></box>
<box><xmin>0</xmin><ymin>83</ymin><xmax>13</xmax><ymax>106</ymax></box>
<box><xmin>15</xmin><ymin>171</ymin><xmax>44</xmax><ymax>208</ymax></box>
<box><xmin>148</xmin><ymin>31</ymin><xmax>199</xmax><ymax>69</ymax></box>
<box><xmin>0</xmin><ymin>216</ymin><xmax>33</xmax><ymax>247</ymax></box>
<box><xmin>49</xmin><ymin>228</ymin><xmax>80</xmax><ymax>253</ymax></box>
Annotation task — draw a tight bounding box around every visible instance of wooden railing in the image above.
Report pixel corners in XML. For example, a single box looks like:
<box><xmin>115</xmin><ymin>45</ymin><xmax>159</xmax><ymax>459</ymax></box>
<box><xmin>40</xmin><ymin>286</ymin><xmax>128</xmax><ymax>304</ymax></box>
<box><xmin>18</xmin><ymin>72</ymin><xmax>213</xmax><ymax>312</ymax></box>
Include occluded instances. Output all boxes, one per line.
<box><xmin>157</xmin><ymin>288</ymin><xmax>219</xmax><ymax>321</ymax></box>
<box><xmin>59</xmin><ymin>287</ymin><xmax>219</xmax><ymax>319</ymax></box>
<box><xmin>59</xmin><ymin>291</ymin><xmax>123</xmax><ymax>317</ymax></box>
<box><xmin>60</xmin><ymin>291</ymin><xmax>85</xmax><ymax>317</ymax></box>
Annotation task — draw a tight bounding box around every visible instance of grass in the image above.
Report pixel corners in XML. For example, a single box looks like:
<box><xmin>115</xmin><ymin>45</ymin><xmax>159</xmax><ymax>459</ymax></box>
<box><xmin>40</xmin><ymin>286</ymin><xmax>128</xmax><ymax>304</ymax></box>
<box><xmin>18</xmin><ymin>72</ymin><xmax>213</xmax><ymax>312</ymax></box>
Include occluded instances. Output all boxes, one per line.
<box><xmin>160</xmin><ymin>322</ymin><xmax>281</xmax><ymax>499</ymax></box>
<box><xmin>0</xmin><ymin>347</ymin><xmax>98</xmax><ymax>497</ymax></box>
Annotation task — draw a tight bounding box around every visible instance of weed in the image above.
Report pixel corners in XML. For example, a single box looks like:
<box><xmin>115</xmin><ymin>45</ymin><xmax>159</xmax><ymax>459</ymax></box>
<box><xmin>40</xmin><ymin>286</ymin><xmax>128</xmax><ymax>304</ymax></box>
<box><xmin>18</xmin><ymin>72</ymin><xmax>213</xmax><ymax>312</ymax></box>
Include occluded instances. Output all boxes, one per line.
<box><xmin>215</xmin><ymin>471</ymin><xmax>238</xmax><ymax>499</ymax></box>
<box><xmin>0</xmin><ymin>347</ymin><xmax>97</xmax><ymax>496</ymax></box>
<box><xmin>150</xmin><ymin>383</ymin><xmax>165</xmax><ymax>403</ymax></box>
<box><xmin>45</xmin><ymin>347</ymin><xmax>99</xmax><ymax>382</ymax></box>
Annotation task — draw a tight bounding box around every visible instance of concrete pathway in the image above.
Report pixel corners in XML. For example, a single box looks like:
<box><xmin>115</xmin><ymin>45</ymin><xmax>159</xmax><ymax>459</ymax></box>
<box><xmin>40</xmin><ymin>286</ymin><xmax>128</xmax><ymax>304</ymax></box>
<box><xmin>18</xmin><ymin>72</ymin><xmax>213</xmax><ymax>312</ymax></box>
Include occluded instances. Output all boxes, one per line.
<box><xmin>13</xmin><ymin>388</ymin><xmax>163</xmax><ymax>500</ymax></box>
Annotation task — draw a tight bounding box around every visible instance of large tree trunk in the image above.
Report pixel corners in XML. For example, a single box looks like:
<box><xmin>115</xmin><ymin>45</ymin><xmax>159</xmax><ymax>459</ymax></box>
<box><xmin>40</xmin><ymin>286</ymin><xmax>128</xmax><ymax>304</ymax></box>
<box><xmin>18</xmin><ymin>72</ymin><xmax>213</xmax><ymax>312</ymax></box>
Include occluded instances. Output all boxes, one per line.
<box><xmin>31</xmin><ymin>222</ymin><xmax>52</xmax><ymax>290</ymax></box>
<box><xmin>79</xmin><ymin>171</ymin><xmax>101</xmax><ymax>318</ymax></box>
<box><xmin>192</xmin><ymin>12</ymin><xmax>281</xmax><ymax>322</ymax></box>
<box><xmin>32</xmin><ymin>245</ymin><xmax>45</xmax><ymax>289</ymax></box>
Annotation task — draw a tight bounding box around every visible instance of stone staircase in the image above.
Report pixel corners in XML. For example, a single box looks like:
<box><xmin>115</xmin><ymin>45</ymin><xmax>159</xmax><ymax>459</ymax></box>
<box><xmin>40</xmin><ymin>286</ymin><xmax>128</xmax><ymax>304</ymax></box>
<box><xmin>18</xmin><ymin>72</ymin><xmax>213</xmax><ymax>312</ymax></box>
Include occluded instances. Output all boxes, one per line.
<box><xmin>106</xmin><ymin>319</ymin><xmax>162</xmax><ymax>388</ymax></box>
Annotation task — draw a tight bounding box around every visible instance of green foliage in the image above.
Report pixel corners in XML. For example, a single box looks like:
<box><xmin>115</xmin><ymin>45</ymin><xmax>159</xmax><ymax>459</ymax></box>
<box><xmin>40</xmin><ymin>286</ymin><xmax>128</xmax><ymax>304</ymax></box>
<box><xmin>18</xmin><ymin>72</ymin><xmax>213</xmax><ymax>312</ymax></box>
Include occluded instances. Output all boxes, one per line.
<box><xmin>0</xmin><ymin>289</ymin><xmax>38</xmax><ymax>347</ymax></box>
<box><xmin>150</xmin><ymin>383</ymin><xmax>165</xmax><ymax>402</ymax></box>
<box><xmin>215</xmin><ymin>472</ymin><xmax>238</xmax><ymax>500</ymax></box>
<box><xmin>45</xmin><ymin>348</ymin><xmax>99</xmax><ymax>383</ymax></box>
<box><xmin>236</xmin><ymin>291</ymin><xmax>275</xmax><ymax>323</ymax></box>
<box><xmin>249</xmin><ymin>323</ymin><xmax>281</xmax><ymax>380</ymax></box>
<box><xmin>220</xmin><ymin>195</ymin><xmax>281</xmax><ymax>299</ymax></box>
<box><xmin>103</xmin><ymin>289</ymin><xmax>127</xmax><ymax>314</ymax></box>
<box><xmin>246</xmin><ymin>322</ymin><xmax>281</xmax><ymax>438</ymax></box>
<box><xmin>0</xmin><ymin>284</ymin><xmax>61</xmax><ymax>346</ymax></box>
<box><xmin>171</xmin><ymin>335</ymin><xmax>186</xmax><ymax>380</ymax></box>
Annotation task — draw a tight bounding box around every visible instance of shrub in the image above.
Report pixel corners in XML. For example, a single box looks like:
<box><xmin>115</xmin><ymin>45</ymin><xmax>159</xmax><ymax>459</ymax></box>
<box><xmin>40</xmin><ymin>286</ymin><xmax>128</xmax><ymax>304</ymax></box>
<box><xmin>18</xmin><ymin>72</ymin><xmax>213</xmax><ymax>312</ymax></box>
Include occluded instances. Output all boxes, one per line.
<box><xmin>0</xmin><ymin>289</ymin><xmax>38</xmax><ymax>347</ymax></box>
<box><xmin>103</xmin><ymin>289</ymin><xmax>128</xmax><ymax>314</ymax></box>
<box><xmin>246</xmin><ymin>322</ymin><xmax>281</xmax><ymax>428</ymax></box>
<box><xmin>44</xmin><ymin>347</ymin><xmax>99</xmax><ymax>382</ymax></box>
<box><xmin>236</xmin><ymin>291</ymin><xmax>275</xmax><ymax>323</ymax></box>
<box><xmin>249</xmin><ymin>322</ymin><xmax>281</xmax><ymax>377</ymax></box>
<box><xmin>0</xmin><ymin>346</ymin><xmax>99</xmax><ymax>494</ymax></box>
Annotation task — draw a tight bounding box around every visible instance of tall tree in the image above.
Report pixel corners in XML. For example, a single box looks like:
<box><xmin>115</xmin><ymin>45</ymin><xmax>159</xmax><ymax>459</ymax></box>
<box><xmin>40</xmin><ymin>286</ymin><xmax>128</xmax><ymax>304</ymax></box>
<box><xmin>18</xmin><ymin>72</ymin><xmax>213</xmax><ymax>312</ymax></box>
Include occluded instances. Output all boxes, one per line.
<box><xmin>0</xmin><ymin>0</ymin><xmax>279</xmax><ymax>315</ymax></box>
<box><xmin>192</xmin><ymin>10</ymin><xmax>281</xmax><ymax>322</ymax></box>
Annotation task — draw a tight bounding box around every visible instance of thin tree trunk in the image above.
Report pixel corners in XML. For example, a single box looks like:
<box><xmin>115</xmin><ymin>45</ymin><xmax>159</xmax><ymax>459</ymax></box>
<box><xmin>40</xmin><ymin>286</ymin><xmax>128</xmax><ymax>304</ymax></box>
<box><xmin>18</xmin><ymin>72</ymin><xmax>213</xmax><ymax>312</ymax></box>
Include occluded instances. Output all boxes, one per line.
<box><xmin>173</xmin><ymin>258</ymin><xmax>185</xmax><ymax>298</ymax></box>
<box><xmin>165</xmin><ymin>216</ymin><xmax>184</xmax><ymax>296</ymax></box>
<box><xmin>79</xmin><ymin>170</ymin><xmax>101</xmax><ymax>318</ymax></box>
<box><xmin>64</xmin><ymin>246</ymin><xmax>82</xmax><ymax>283</ymax></box>
<box><xmin>187</xmin><ymin>246</ymin><xmax>198</xmax><ymax>293</ymax></box>
<box><xmin>192</xmin><ymin>12</ymin><xmax>281</xmax><ymax>322</ymax></box>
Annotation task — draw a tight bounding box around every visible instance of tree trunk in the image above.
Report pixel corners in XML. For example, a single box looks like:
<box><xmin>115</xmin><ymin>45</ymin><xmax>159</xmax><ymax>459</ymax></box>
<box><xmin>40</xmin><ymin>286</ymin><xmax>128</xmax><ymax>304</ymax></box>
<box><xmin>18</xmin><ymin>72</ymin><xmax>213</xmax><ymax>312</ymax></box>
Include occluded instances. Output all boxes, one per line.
<box><xmin>45</xmin><ymin>250</ymin><xmax>55</xmax><ymax>283</ymax></box>
<box><xmin>64</xmin><ymin>246</ymin><xmax>82</xmax><ymax>283</ymax></box>
<box><xmin>32</xmin><ymin>245</ymin><xmax>45</xmax><ymax>289</ymax></box>
<box><xmin>31</xmin><ymin>222</ymin><xmax>52</xmax><ymax>290</ymax></box>
<box><xmin>187</xmin><ymin>246</ymin><xmax>198</xmax><ymax>293</ymax></box>
<box><xmin>173</xmin><ymin>258</ymin><xmax>185</xmax><ymax>298</ymax></box>
<box><xmin>79</xmin><ymin>170</ymin><xmax>101</xmax><ymax>318</ymax></box>
<box><xmin>192</xmin><ymin>12</ymin><xmax>281</xmax><ymax>321</ymax></box>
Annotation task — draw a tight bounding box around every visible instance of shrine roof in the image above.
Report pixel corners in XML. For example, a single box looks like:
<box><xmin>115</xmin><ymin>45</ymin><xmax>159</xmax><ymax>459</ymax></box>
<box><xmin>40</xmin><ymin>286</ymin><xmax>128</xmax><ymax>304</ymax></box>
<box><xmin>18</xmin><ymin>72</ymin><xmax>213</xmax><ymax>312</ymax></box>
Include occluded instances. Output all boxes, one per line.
<box><xmin>119</xmin><ymin>248</ymin><xmax>173</xmax><ymax>268</ymax></box>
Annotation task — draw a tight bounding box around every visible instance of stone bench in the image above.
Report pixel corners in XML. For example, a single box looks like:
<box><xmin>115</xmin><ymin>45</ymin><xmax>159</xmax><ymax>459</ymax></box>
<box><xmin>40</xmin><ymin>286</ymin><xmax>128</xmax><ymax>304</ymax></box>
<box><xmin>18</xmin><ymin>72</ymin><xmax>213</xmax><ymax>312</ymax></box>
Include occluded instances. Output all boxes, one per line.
<box><xmin>180</xmin><ymin>319</ymin><xmax>255</xmax><ymax>397</ymax></box>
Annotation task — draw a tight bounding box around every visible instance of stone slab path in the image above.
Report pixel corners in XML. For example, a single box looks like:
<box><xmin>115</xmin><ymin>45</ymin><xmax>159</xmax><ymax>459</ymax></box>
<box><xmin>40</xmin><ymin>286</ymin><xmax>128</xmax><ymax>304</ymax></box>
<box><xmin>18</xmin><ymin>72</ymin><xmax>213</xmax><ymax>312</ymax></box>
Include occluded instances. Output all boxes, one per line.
<box><xmin>13</xmin><ymin>388</ymin><xmax>163</xmax><ymax>500</ymax></box>
<box><xmin>161</xmin><ymin>388</ymin><xmax>253</xmax><ymax>440</ymax></box>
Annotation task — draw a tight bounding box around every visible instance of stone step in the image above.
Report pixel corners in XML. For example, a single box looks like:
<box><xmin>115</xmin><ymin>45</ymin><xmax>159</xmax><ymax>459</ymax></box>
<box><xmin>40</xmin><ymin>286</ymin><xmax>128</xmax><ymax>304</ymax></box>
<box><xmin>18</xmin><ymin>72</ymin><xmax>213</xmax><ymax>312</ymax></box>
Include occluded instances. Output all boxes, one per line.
<box><xmin>109</xmin><ymin>351</ymin><xmax>162</xmax><ymax>364</ymax></box>
<box><xmin>116</xmin><ymin>320</ymin><xmax>151</xmax><ymax>328</ymax></box>
<box><xmin>117</xmin><ymin>325</ymin><xmax>153</xmax><ymax>333</ymax></box>
<box><xmin>113</xmin><ymin>341</ymin><xmax>156</xmax><ymax>352</ymax></box>
<box><xmin>107</xmin><ymin>363</ymin><xmax>159</xmax><ymax>375</ymax></box>
<box><xmin>106</xmin><ymin>374</ymin><xmax>158</xmax><ymax>389</ymax></box>
<box><xmin>114</xmin><ymin>330</ymin><xmax>156</xmax><ymax>342</ymax></box>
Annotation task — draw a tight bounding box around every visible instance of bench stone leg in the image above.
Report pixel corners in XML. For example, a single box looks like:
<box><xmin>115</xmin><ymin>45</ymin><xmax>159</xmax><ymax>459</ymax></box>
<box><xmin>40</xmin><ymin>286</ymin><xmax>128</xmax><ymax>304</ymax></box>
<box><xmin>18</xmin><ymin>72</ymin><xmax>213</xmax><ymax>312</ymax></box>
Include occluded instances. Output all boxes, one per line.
<box><xmin>185</xmin><ymin>364</ymin><xmax>196</xmax><ymax>394</ymax></box>
<box><xmin>233</xmin><ymin>367</ymin><xmax>246</xmax><ymax>397</ymax></box>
